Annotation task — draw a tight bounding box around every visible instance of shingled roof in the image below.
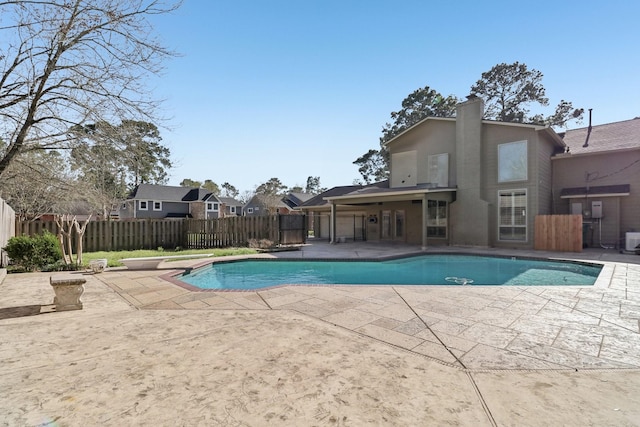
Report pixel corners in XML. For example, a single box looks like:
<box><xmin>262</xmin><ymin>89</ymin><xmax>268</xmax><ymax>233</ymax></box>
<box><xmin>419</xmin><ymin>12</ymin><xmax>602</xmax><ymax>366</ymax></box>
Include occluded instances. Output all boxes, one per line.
<box><xmin>128</xmin><ymin>184</ymin><xmax>214</xmax><ymax>202</ymax></box>
<box><xmin>560</xmin><ymin>117</ymin><xmax>640</xmax><ymax>155</ymax></box>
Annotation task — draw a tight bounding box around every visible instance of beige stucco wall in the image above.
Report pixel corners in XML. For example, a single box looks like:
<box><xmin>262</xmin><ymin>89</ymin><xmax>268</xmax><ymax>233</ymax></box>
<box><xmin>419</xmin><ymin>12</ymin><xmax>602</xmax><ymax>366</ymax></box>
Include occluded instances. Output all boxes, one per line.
<box><xmin>552</xmin><ymin>149</ymin><xmax>640</xmax><ymax>246</ymax></box>
<box><xmin>479</xmin><ymin>124</ymin><xmax>552</xmax><ymax>248</ymax></box>
<box><xmin>450</xmin><ymin>98</ymin><xmax>490</xmax><ymax>246</ymax></box>
<box><xmin>387</xmin><ymin>119</ymin><xmax>456</xmax><ymax>188</ymax></box>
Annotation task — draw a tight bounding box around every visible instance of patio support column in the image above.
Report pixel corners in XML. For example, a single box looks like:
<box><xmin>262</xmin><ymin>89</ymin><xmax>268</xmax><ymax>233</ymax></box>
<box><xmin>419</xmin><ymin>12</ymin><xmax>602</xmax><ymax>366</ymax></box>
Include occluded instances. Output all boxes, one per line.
<box><xmin>330</xmin><ymin>202</ymin><xmax>337</xmax><ymax>244</ymax></box>
<box><xmin>422</xmin><ymin>194</ymin><xmax>428</xmax><ymax>250</ymax></box>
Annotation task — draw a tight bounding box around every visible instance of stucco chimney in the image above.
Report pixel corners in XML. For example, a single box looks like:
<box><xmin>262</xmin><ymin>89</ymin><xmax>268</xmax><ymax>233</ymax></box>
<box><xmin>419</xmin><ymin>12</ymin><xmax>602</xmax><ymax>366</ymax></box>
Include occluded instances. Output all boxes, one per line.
<box><xmin>450</xmin><ymin>96</ymin><xmax>490</xmax><ymax>246</ymax></box>
<box><xmin>455</xmin><ymin>96</ymin><xmax>484</xmax><ymax>192</ymax></box>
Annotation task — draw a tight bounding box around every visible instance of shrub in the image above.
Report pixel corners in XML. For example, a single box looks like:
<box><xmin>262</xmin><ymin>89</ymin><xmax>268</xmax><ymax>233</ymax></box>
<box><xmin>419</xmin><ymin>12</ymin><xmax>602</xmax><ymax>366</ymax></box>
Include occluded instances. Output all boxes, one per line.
<box><xmin>4</xmin><ymin>231</ymin><xmax>63</xmax><ymax>271</ymax></box>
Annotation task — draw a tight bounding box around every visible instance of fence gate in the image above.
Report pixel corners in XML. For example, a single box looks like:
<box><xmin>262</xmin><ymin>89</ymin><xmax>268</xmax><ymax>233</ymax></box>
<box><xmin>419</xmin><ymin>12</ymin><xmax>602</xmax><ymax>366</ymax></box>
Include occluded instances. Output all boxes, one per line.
<box><xmin>279</xmin><ymin>214</ymin><xmax>306</xmax><ymax>245</ymax></box>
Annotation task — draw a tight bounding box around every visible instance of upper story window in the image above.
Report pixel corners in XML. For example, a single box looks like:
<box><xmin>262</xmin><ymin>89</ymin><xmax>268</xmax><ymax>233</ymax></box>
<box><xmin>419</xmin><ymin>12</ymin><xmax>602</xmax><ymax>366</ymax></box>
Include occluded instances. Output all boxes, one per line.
<box><xmin>498</xmin><ymin>140</ymin><xmax>527</xmax><ymax>182</ymax></box>
<box><xmin>427</xmin><ymin>153</ymin><xmax>449</xmax><ymax>187</ymax></box>
<box><xmin>139</xmin><ymin>201</ymin><xmax>148</xmax><ymax>210</ymax></box>
<box><xmin>230</xmin><ymin>206</ymin><xmax>236</xmax><ymax>213</ymax></box>
<box><xmin>247</xmin><ymin>207</ymin><xmax>254</xmax><ymax>214</ymax></box>
<box><xmin>153</xmin><ymin>201</ymin><xmax>162</xmax><ymax>211</ymax></box>
<box><xmin>206</xmin><ymin>202</ymin><xmax>220</xmax><ymax>211</ymax></box>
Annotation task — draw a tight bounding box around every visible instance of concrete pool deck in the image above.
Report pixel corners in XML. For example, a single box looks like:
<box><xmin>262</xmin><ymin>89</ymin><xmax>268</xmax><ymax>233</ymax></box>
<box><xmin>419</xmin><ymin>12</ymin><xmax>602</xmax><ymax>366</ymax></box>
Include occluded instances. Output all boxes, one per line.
<box><xmin>1</xmin><ymin>242</ymin><xmax>639</xmax><ymax>425</ymax></box>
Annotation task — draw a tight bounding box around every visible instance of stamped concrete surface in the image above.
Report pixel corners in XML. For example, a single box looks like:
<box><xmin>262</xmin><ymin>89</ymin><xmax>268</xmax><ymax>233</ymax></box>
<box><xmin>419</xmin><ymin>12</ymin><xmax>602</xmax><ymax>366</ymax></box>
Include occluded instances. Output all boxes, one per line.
<box><xmin>1</xmin><ymin>243</ymin><xmax>640</xmax><ymax>426</ymax></box>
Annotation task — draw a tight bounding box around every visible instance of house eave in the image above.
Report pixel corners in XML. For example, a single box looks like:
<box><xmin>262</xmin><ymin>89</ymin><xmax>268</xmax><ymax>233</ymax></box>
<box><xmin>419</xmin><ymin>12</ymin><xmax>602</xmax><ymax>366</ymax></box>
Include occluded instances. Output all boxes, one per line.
<box><xmin>325</xmin><ymin>187</ymin><xmax>456</xmax><ymax>204</ymax></box>
<box><xmin>560</xmin><ymin>192</ymin><xmax>630</xmax><ymax>199</ymax></box>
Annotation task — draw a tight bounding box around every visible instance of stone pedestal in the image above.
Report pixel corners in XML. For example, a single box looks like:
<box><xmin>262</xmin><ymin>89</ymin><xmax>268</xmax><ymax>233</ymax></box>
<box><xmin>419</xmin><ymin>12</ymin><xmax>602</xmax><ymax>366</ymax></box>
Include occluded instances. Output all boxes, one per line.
<box><xmin>50</xmin><ymin>276</ymin><xmax>86</xmax><ymax>311</ymax></box>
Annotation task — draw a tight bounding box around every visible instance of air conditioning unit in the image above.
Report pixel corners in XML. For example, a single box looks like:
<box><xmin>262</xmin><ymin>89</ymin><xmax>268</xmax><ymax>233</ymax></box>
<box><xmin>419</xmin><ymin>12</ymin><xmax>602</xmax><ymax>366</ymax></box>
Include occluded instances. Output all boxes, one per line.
<box><xmin>626</xmin><ymin>232</ymin><xmax>640</xmax><ymax>251</ymax></box>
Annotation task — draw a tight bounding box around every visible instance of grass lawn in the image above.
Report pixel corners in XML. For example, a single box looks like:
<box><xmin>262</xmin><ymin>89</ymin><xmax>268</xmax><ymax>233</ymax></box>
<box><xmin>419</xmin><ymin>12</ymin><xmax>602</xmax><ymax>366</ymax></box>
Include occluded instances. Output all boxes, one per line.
<box><xmin>83</xmin><ymin>248</ymin><xmax>257</xmax><ymax>267</ymax></box>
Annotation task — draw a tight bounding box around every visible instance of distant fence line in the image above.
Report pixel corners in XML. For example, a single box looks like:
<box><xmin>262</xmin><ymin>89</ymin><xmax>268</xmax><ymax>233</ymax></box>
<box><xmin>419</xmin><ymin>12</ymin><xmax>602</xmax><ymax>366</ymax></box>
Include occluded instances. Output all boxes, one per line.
<box><xmin>1</xmin><ymin>198</ymin><xmax>16</xmax><ymax>267</ymax></box>
<box><xmin>15</xmin><ymin>215</ymin><xmax>301</xmax><ymax>252</ymax></box>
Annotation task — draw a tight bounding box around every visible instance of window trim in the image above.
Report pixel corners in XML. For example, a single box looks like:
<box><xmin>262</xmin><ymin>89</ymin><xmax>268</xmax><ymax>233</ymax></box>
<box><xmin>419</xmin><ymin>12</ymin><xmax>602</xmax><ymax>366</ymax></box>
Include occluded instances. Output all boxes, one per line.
<box><xmin>498</xmin><ymin>140</ymin><xmax>528</xmax><ymax>183</ymax></box>
<box><xmin>153</xmin><ymin>201</ymin><xmax>162</xmax><ymax>211</ymax></box>
<box><xmin>247</xmin><ymin>207</ymin><xmax>254</xmax><ymax>214</ymax></box>
<box><xmin>139</xmin><ymin>200</ymin><xmax>148</xmax><ymax>210</ymax></box>
<box><xmin>498</xmin><ymin>189</ymin><xmax>527</xmax><ymax>242</ymax></box>
<box><xmin>427</xmin><ymin>199</ymin><xmax>447</xmax><ymax>238</ymax></box>
<box><xmin>427</xmin><ymin>153</ymin><xmax>449</xmax><ymax>187</ymax></box>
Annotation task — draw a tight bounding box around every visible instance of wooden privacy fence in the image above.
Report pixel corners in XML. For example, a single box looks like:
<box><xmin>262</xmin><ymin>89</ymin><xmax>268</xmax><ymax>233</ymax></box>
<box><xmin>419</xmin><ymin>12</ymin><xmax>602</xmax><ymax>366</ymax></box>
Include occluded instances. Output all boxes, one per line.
<box><xmin>15</xmin><ymin>215</ymin><xmax>292</xmax><ymax>252</ymax></box>
<box><xmin>184</xmin><ymin>216</ymin><xmax>280</xmax><ymax>249</ymax></box>
<box><xmin>1</xmin><ymin>197</ymin><xmax>16</xmax><ymax>267</ymax></box>
<box><xmin>534</xmin><ymin>215</ymin><xmax>583</xmax><ymax>252</ymax></box>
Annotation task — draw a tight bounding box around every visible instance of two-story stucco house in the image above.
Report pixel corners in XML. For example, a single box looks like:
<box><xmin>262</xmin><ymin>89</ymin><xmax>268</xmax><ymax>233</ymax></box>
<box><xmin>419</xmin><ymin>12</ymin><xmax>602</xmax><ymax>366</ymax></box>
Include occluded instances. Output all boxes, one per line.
<box><xmin>302</xmin><ymin>96</ymin><xmax>571</xmax><ymax>248</ymax></box>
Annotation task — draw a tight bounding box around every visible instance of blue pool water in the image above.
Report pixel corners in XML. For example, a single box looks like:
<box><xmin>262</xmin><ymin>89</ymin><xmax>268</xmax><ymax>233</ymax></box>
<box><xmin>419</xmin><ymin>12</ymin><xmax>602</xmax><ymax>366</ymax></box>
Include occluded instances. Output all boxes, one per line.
<box><xmin>179</xmin><ymin>254</ymin><xmax>602</xmax><ymax>290</ymax></box>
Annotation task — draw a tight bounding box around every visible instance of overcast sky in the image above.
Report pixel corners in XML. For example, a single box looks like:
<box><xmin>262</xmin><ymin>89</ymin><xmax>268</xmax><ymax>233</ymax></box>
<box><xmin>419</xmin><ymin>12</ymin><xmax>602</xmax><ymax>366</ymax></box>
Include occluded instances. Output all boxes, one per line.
<box><xmin>149</xmin><ymin>0</ymin><xmax>640</xmax><ymax>193</ymax></box>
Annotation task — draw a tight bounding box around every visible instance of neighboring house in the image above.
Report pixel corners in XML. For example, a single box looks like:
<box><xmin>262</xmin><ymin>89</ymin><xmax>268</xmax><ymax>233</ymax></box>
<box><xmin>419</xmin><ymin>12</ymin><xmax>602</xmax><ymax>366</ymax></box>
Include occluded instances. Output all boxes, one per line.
<box><xmin>552</xmin><ymin>117</ymin><xmax>640</xmax><ymax>249</ymax></box>
<box><xmin>282</xmin><ymin>192</ymin><xmax>314</xmax><ymax>210</ymax></box>
<box><xmin>302</xmin><ymin>96</ymin><xmax>573</xmax><ymax>248</ymax></box>
<box><xmin>116</xmin><ymin>184</ymin><xmax>226</xmax><ymax>219</ymax></box>
<box><xmin>243</xmin><ymin>194</ymin><xmax>292</xmax><ymax>216</ymax></box>
<box><xmin>218</xmin><ymin>197</ymin><xmax>244</xmax><ymax>217</ymax></box>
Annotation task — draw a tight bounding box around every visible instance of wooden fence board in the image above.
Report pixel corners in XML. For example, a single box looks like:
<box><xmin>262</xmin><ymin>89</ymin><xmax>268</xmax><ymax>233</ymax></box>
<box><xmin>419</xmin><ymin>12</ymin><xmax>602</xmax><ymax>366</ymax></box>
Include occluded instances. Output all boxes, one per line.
<box><xmin>534</xmin><ymin>215</ymin><xmax>582</xmax><ymax>252</ymax></box>
<box><xmin>15</xmin><ymin>215</ymin><xmax>304</xmax><ymax>252</ymax></box>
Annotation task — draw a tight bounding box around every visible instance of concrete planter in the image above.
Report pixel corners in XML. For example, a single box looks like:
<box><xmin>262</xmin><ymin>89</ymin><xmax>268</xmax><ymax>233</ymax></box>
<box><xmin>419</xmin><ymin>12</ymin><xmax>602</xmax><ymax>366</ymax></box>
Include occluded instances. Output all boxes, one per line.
<box><xmin>89</xmin><ymin>258</ymin><xmax>108</xmax><ymax>273</ymax></box>
<box><xmin>50</xmin><ymin>275</ymin><xmax>86</xmax><ymax>311</ymax></box>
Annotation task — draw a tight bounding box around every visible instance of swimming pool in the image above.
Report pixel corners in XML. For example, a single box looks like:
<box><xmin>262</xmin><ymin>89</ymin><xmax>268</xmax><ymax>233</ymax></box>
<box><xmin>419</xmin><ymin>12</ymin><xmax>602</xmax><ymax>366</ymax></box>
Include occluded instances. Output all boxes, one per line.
<box><xmin>178</xmin><ymin>254</ymin><xmax>602</xmax><ymax>290</ymax></box>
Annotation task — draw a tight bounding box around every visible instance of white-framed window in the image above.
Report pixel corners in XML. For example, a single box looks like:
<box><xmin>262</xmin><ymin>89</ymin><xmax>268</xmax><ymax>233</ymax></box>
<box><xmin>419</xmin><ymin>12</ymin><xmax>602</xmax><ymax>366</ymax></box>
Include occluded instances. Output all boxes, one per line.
<box><xmin>153</xmin><ymin>201</ymin><xmax>162</xmax><ymax>211</ymax></box>
<box><xmin>498</xmin><ymin>140</ymin><xmax>528</xmax><ymax>182</ymax></box>
<box><xmin>395</xmin><ymin>210</ymin><xmax>405</xmax><ymax>238</ymax></box>
<box><xmin>427</xmin><ymin>200</ymin><xmax>447</xmax><ymax>238</ymax></box>
<box><xmin>427</xmin><ymin>153</ymin><xmax>449</xmax><ymax>187</ymax></box>
<box><xmin>247</xmin><ymin>207</ymin><xmax>254</xmax><ymax>214</ymax></box>
<box><xmin>206</xmin><ymin>202</ymin><xmax>213</xmax><ymax>211</ymax></box>
<box><xmin>499</xmin><ymin>189</ymin><xmax>527</xmax><ymax>241</ymax></box>
<box><xmin>139</xmin><ymin>200</ymin><xmax>148</xmax><ymax>210</ymax></box>
<box><xmin>230</xmin><ymin>206</ymin><xmax>236</xmax><ymax>214</ymax></box>
<box><xmin>381</xmin><ymin>210</ymin><xmax>391</xmax><ymax>239</ymax></box>
<box><xmin>121</xmin><ymin>202</ymin><xmax>127</xmax><ymax>210</ymax></box>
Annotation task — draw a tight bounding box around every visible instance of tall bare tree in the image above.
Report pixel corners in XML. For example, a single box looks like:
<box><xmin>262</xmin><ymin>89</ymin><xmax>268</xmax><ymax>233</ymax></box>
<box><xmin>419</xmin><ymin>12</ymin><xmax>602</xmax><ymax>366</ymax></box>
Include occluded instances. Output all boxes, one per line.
<box><xmin>0</xmin><ymin>0</ymin><xmax>181</xmax><ymax>179</ymax></box>
<box><xmin>0</xmin><ymin>148</ymin><xmax>76</xmax><ymax>221</ymax></box>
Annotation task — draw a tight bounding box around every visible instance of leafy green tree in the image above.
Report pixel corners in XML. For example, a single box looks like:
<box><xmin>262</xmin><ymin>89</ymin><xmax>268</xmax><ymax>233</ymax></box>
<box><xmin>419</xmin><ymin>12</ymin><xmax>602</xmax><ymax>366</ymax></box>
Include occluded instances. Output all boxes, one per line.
<box><xmin>71</xmin><ymin>121</ymin><xmax>171</xmax><ymax>189</ymax></box>
<box><xmin>470</xmin><ymin>61</ymin><xmax>583</xmax><ymax>127</ymax></box>
<box><xmin>120</xmin><ymin>121</ymin><xmax>171</xmax><ymax>186</ymax></box>
<box><xmin>180</xmin><ymin>179</ymin><xmax>202</xmax><ymax>188</ymax></box>
<box><xmin>0</xmin><ymin>0</ymin><xmax>180</xmax><ymax>179</ymax></box>
<box><xmin>379</xmin><ymin>87</ymin><xmax>459</xmax><ymax>145</ymax></box>
<box><xmin>353</xmin><ymin>149</ymin><xmax>390</xmax><ymax>185</ymax></box>
<box><xmin>305</xmin><ymin>176</ymin><xmax>326</xmax><ymax>195</ymax></box>
<box><xmin>354</xmin><ymin>86</ymin><xmax>458</xmax><ymax>184</ymax></box>
<box><xmin>202</xmin><ymin>180</ymin><xmax>220</xmax><ymax>194</ymax></box>
<box><xmin>69</xmin><ymin>120</ymin><xmax>171</xmax><ymax>216</ymax></box>
<box><xmin>221</xmin><ymin>182</ymin><xmax>239</xmax><ymax>198</ymax></box>
<box><xmin>289</xmin><ymin>185</ymin><xmax>304</xmax><ymax>193</ymax></box>
<box><xmin>255</xmin><ymin>178</ymin><xmax>287</xmax><ymax>196</ymax></box>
